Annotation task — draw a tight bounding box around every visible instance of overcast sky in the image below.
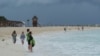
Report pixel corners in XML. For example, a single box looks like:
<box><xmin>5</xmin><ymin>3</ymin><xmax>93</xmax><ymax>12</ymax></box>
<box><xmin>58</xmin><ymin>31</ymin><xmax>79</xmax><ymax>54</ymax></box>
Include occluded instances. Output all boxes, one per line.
<box><xmin>0</xmin><ymin>0</ymin><xmax>100</xmax><ymax>26</ymax></box>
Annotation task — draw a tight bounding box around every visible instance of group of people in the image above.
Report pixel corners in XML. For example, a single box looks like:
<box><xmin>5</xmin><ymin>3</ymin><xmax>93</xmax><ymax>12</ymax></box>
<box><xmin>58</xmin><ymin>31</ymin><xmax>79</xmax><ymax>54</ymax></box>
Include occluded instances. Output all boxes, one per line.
<box><xmin>11</xmin><ymin>29</ymin><xmax>35</xmax><ymax>52</ymax></box>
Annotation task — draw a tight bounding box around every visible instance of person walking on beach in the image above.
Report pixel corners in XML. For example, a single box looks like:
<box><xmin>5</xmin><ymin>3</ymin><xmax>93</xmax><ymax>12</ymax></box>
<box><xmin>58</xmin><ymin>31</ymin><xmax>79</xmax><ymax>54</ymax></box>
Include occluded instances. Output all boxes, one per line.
<box><xmin>12</xmin><ymin>30</ymin><xmax>17</xmax><ymax>44</ymax></box>
<box><xmin>26</xmin><ymin>29</ymin><xmax>30</xmax><ymax>51</ymax></box>
<box><xmin>20</xmin><ymin>32</ymin><xmax>25</xmax><ymax>45</ymax></box>
<box><xmin>28</xmin><ymin>31</ymin><xmax>35</xmax><ymax>52</ymax></box>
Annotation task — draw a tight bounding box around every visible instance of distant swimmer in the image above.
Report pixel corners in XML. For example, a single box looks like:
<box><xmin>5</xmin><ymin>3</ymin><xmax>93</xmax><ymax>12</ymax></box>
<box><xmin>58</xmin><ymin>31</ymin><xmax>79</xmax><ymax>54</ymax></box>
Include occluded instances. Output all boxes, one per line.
<box><xmin>82</xmin><ymin>26</ymin><xmax>84</xmax><ymax>31</ymax></box>
<box><xmin>78</xmin><ymin>26</ymin><xmax>80</xmax><ymax>30</ymax></box>
<box><xmin>64</xmin><ymin>27</ymin><xmax>66</xmax><ymax>32</ymax></box>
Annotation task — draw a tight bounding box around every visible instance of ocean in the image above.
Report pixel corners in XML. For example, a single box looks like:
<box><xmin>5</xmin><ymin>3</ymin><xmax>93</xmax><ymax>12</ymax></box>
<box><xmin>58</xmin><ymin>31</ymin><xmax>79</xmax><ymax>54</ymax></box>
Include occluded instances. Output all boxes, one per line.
<box><xmin>20</xmin><ymin>29</ymin><xmax>100</xmax><ymax>56</ymax></box>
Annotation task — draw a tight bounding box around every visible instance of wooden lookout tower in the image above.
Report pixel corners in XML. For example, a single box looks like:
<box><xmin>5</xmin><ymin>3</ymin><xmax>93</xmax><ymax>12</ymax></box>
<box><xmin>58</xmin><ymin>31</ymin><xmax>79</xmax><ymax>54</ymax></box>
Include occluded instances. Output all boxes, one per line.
<box><xmin>32</xmin><ymin>16</ymin><xmax>38</xmax><ymax>27</ymax></box>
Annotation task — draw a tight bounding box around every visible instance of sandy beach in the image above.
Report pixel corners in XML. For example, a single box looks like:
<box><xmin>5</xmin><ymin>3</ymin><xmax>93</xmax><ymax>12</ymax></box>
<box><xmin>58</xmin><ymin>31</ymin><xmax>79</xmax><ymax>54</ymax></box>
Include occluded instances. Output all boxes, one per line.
<box><xmin>0</xmin><ymin>26</ymin><xmax>99</xmax><ymax>56</ymax></box>
<box><xmin>0</xmin><ymin>26</ymin><xmax>99</xmax><ymax>37</ymax></box>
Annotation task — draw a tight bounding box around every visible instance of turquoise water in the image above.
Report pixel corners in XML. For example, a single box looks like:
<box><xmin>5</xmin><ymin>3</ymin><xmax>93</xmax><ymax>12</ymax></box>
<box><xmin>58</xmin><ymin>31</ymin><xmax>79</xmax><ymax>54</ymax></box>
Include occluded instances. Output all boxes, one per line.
<box><xmin>25</xmin><ymin>29</ymin><xmax>100</xmax><ymax>56</ymax></box>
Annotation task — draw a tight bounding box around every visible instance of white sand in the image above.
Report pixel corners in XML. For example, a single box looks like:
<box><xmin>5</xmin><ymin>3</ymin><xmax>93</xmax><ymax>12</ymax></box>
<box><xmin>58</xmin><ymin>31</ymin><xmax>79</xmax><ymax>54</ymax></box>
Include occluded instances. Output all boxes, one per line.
<box><xmin>0</xmin><ymin>26</ymin><xmax>99</xmax><ymax>56</ymax></box>
<box><xmin>0</xmin><ymin>38</ymin><xmax>25</xmax><ymax>56</ymax></box>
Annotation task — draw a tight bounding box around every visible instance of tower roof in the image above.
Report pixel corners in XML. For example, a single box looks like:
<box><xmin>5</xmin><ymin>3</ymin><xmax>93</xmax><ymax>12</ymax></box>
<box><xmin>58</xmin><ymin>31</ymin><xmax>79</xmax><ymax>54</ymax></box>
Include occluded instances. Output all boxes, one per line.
<box><xmin>32</xmin><ymin>16</ymin><xmax>38</xmax><ymax>19</ymax></box>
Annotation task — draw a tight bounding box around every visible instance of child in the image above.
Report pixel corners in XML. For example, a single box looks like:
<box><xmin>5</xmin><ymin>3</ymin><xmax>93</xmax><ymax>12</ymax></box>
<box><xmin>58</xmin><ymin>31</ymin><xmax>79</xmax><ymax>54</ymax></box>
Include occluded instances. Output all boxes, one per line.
<box><xmin>20</xmin><ymin>32</ymin><xmax>25</xmax><ymax>45</ymax></box>
<box><xmin>12</xmin><ymin>30</ymin><xmax>17</xmax><ymax>44</ymax></box>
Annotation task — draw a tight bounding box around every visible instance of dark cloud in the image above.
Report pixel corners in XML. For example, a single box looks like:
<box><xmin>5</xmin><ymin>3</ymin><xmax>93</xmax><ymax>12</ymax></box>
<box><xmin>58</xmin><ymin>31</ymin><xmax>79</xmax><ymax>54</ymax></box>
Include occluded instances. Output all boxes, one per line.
<box><xmin>0</xmin><ymin>0</ymin><xmax>100</xmax><ymax>8</ymax></box>
<box><xmin>0</xmin><ymin>0</ymin><xmax>100</xmax><ymax>26</ymax></box>
<box><xmin>0</xmin><ymin>0</ymin><xmax>9</xmax><ymax>9</ymax></box>
<box><xmin>60</xmin><ymin>0</ymin><xmax>100</xmax><ymax>6</ymax></box>
<box><xmin>0</xmin><ymin>3</ymin><xmax>8</xmax><ymax>9</ymax></box>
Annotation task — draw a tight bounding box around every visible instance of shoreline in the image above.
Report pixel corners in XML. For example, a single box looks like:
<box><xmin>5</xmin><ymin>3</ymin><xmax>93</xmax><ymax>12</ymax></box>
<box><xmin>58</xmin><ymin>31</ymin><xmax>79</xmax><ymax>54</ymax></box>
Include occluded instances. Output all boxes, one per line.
<box><xmin>0</xmin><ymin>26</ymin><xmax>99</xmax><ymax>37</ymax></box>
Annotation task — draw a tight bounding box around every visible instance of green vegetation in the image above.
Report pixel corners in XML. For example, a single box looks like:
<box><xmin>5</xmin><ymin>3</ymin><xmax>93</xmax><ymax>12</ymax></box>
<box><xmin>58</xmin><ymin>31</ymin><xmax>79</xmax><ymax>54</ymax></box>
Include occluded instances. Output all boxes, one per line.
<box><xmin>0</xmin><ymin>16</ymin><xmax>7</xmax><ymax>21</ymax></box>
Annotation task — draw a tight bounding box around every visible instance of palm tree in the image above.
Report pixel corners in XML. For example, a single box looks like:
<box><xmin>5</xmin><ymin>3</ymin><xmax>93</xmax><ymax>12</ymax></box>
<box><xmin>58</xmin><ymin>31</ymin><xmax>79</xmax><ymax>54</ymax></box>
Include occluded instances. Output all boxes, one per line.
<box><xmin>27</xmin><ymin>19</ymin><xmax>30</xmax><ymax>27</ymax></box>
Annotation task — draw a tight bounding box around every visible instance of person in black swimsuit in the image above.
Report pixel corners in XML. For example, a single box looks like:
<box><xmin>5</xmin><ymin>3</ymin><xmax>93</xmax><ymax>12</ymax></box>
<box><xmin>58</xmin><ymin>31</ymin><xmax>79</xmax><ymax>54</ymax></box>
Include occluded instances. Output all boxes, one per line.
<box><xmin>28</xmin><ymin>31</ymin><xmax>35</xmax><ymax>52</ymax></box>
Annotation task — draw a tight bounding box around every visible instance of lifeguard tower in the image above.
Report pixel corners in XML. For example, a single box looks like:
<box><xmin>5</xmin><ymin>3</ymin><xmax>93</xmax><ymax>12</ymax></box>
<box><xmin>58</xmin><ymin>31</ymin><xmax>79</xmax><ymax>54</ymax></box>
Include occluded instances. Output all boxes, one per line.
<box><xmin>32</xmin><ymin>16</ymin><xmax>38</xmax><ymax>27</ymax></box>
